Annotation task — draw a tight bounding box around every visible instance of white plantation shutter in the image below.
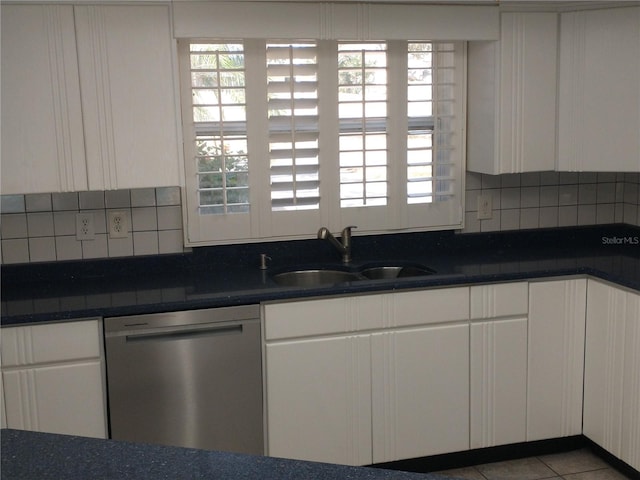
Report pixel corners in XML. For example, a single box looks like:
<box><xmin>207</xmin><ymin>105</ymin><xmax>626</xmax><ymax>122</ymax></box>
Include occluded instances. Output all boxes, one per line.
<box><xmin>179</xmin><ymin>39</ymin><xmax>465</xmax><ymax>246</ymax></box>
<box><xmin>267</xmin><ymin>43</ymin><xmax>320</xmax><ymax>212</ymax></box>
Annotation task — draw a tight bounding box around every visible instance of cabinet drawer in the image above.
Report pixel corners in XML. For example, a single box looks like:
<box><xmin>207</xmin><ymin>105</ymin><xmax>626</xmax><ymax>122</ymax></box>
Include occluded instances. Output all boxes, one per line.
<box><xmin>1</xmin><ymin>319</ymin><xmax>102</xmax><ymax>367</ymax></box>
<box><xmin>393</xmin><ymin>287</ymin><xmax>469</xmax><ymax>327</ymax></box>
<box><xmin>470</xmin><ymin>282</ymin><xmax>528</xmax><ymax>320</ymax></box>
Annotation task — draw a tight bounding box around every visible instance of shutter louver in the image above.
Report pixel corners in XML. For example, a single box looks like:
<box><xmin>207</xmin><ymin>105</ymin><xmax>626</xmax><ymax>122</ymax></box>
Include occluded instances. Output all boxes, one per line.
<box><xmin>267</xmin><ymin>43</ymin><xmax>320</xmax><ymax>211</ymax></box>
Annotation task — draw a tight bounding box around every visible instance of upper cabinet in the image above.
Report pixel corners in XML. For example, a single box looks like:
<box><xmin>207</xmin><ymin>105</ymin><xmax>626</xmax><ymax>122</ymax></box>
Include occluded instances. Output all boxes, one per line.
<box><xmin>467</xmin><ymin>12</ymin><xmax>558</xmax><ymax>174</ymax></box>
<box><xmin>1</xmin><ymin>4</ymin><xmax>181</xmax><ymax>195</ymax></box>
<box><xmin>74</xmin><ymin>5</ymin><xmax>181</xmax><ymax>190</ymax></box>
<box><xmin>1</xmin><ymin>5</ymin><xmax>87</xmax><ymax>194</ymax></box>
<box><xmin>557</xmin><ymin>6</ymin><xmax>640</xmax><ymax>172</ymax></box>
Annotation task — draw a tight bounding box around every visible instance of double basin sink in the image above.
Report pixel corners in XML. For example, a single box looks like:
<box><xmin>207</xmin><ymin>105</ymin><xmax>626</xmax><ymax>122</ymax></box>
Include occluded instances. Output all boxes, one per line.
<box><xmin>272</xmin><ymin>263</ymin><xmax>436</xmax><ymax>287</ymax></box>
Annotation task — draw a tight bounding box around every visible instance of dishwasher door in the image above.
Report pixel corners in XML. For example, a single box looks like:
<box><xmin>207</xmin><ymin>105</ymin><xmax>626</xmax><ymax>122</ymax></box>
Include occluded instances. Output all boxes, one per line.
<box><xmin>104</xmin><ymin>305</ymin><xmax>263</xmax><ymax>455</ymax></box>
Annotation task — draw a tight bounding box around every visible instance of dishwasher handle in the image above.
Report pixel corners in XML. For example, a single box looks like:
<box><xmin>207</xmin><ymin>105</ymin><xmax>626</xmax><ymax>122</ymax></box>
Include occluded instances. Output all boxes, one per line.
<box><xmin>125</xmin><ymin>324</ymin><xmax>243</xmax><ymax>343</ymax></box>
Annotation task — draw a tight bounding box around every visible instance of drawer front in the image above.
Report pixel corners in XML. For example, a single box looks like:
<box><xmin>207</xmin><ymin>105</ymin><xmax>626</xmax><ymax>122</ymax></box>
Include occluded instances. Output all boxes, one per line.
<box><xmin>1</xmin><ymin>319</ymin><xmax>102</xmax><ymax>367</ymax></box>
<box><xmin>470</xmin><ymin>282</ymin><xmax>528</xmax><ymax>320</ymax></box>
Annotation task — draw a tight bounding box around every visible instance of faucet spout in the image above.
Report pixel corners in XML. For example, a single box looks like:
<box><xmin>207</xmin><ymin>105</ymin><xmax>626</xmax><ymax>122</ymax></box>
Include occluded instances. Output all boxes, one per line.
<box><xmin>317</xmin><ymin>226</ymin><xmax>357</xmax><ymax>264</ymax></box>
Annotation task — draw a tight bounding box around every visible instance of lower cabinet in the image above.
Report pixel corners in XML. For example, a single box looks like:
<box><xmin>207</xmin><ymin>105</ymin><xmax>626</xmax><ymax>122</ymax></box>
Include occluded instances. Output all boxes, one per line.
<box><xmin>527</xmin><ymin>279</ymin><xmax>586</xmax><ymax>441</ymax></box>
<box><xmin>0</xmin><ymin>319</ymin><xmax>107</xmax><ymax>438</ymax></box>
<box><xmin>263</xmin><ymin>287</ymin><xmax>470</xmax><ymax>466</ymax></box>
<box><xmin>470</xmin><ymin>282</ymin><xmax>529</xmax><ymax>449</ymax></box>
<box><xmin>584</xmin><ymin>280</ymin><xmax>640</xmax><ymax>471</ymax></box>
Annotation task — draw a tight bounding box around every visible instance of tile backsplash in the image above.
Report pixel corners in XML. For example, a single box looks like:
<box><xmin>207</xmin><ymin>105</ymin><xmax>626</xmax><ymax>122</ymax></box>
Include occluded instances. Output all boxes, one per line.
<box><xmin>1</xmin><ymin>187</ymin><xmax>188</xmax><ymax>264</ymax></box>
<box><xmin>1</xmin><ymin>173</ymin><xmax>639</xmax><ymax>264</ymax></box>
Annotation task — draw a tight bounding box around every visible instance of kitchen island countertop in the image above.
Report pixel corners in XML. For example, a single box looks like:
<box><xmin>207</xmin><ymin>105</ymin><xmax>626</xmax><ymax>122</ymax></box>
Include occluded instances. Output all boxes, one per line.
<box><xmin>0</xmin><ymin>429</ymin><xmax>459</xmax><ymax>480</ymax></box>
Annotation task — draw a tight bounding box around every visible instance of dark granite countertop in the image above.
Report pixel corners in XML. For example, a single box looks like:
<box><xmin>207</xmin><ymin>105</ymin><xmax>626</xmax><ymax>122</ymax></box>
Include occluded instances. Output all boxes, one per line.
<box><xmin>2</xmin><ymin>225</ymin><xmax>639</xmax><ymax>326</ymax></box>
<box><xmin>0</xmin><ymin>429</ymin><xmax>459</xmax><ymax>480</ymax></box>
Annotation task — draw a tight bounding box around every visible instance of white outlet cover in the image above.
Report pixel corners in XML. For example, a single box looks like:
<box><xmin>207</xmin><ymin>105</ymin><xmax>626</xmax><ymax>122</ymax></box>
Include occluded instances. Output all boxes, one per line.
<box><xmin>477</xmin><ymin>194</ymin><xmax>493</xmax><ymax>220</ymax></box>
<box><xmin>108</xmin><ymin>211</ymin><xmax>129</xmax><ymax>239</ymax></box>
<box><xmin>76</xmin><ymin>213</ymin><xmax>96</xmax><ymax>240</ymax></box>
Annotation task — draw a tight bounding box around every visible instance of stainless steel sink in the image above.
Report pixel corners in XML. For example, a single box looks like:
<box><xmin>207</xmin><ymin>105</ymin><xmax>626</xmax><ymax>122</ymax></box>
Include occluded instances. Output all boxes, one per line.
<box><xmin>271</xmin><ymin>263</ymin><xmax>436</xmax><ymax>287</ymax></box>
<box><xmin>359</xmin><ymin>264</ymin><xmax>436</xmax><ymax>280</ymax></box>
<box><xmin>272</xmin><ymin>269</ymin><xmax>361</xmax><ymax>287</ymax></box>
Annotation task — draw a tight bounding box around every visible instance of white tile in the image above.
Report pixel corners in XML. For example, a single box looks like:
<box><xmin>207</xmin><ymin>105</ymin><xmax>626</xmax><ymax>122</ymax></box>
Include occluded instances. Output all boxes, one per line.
<box><xmin>25</xmin><ymin>193</ymin><xmax>52</xmax><ymax>212</ymax></box>
<box><xmin>131</xmin><ymin>188</ymin><xmax>156</xmax><ymax>207</ymax></box>
<box><xmin>55</xmin><ymin>236</ymin><xmax>83</xmax><ymax>261</ymax></box>
<box><xmin>597</xmin><ymin>183</ymin><xmax>616</xmax><ymax>204</ymax></box>
<box><xmin>132</xmin><ymin>207</ymin><xmax>158</xmax><ymax>231</ymax></box>
<box><xmin>500</xmin><ymin>209</ymin><xmax>520</xmax><ymax>231</ymax></box>
<box><xmin>577</xmin><ymin>205</ymin><xmax>596</xmax><ymax>225</ymax></box>
<box><xmin>623</xmin><ymin>204</ymin><xmax>639</xmax><ymax>224</ymax></box>
<box><xmin>597</xmin><ymin>172</ymin><xmax>617</xmax><ymax>183</ymax></box>
<box><xmin>157</xmin><ymin>206</ymin><xmax>183</xmax><ymax>230</ymax></box>
<box><xmin>540</xmin><ymin>171</ymin><xmax>559</xmax><ymax>186</ymax></box>
<box><xmin>487</xmin><ymin>189</ymin><xmax>502</xmax><ymax>210</ymax></box>
<box><xmin>596</xmin><ymin>204</ymin><xmax>615</xmax><ymax>224</ymax></box>
<box><xmin>540</xmin><ymin>186</ymin><xmax>559</xmax><ymax>207</ymax></box>
<box><xmin>520</xmin><ymin>208</ymin><xmax>540</xmax><ymax>229</ymax></box>
<box><xmin>623</xmin><ymin>182</ymin><xmax>638</xmax><ymax>204</ymax></box>
<box><xmin>159</xmin><ymin>229</ymin><xmax>185</xmax><ymax>254</ymax></box>
<box><xmin>29</xmin><ymin>237</ymin><xmax>56</xmax><ymax>262</ymax></box>
<box><xmin>578</xmin><ymin>184</ymin><xmax>597</xmax><ymax>204</ymax></box>
<box><xmin>87</xmin><ymin>210</ymin><xmax>107</xmax><ymax>234</ymax></box>
<box><xmin>108</xmin><ymin>236</ymin><xmax>134</xmax><ymax>258</ymax></box>
<box><xmin>480</xmin><ymin>215</ymin><xmax>500</xmax><ymax>232</ymax></box>
<box><xmin>105</xmin><ymin>190</ymin><xmax>131</xmax><ymax>209</ymax></box>
<box><xmin>501</xmin><ymin>174</ymin><xmax>521</xmax><ymax>188</ymax></box>
<box><xmin>481</xmin><ymin>174</ymin><xmax>501</xmax><ymax>189</ymax></box>
<box><xmin>156</xmin><ymin>187</ymin><xmax>181</xmax><ymax>206</ymax></box>
<box><xmin>1</xmin><ymin>214</ymin><xmax>28</xmax><ymax>239</ymax></box>
<box><xmin>79</xmin><ymin>191</ymin><xmax>105</xmax><ymax>210</ymax></box>
<box><xmin>521</xmin><ymin>187</ymin><xmax>540</xmax><ymax>208</ymax></box>
<box><xmin>27</xmin><ymin>212</ymin><xmax>55</xmax><ymax>237</ymax></box>
<box><xmin>465</xmin><ymin>190</ymin><xmax>480</xmax><ymax>212</ymax></box>
<box><xmin>53</xmin><ymin>211</ymin><xmax>77</xmax><ymax>236</ymax></box>
<box><xmin>520</xmin><ymin>172</ymin><xmax>541</xmax><ymax>187</ymax></box>
<box><xmin>1</xmin><ymin>195</ymin><xmax>26</xmax><ymax>213</ymax></box>
<box><xmin>579</xmin><ymin>172</ymin><xmax>598</xmax><ymax>184</ymax></box>
<box><xmin>52</xmin><ymin>192</ymin><xmax>79</xmax><ymax>211</ymax></box>
<box><xmin>558</xmin><ymin>172</ymin><xmax>579</xmax><ymax>185</ymax></box>
<box><xmin>501</xmin><ymin>188</ymin><xmax>521</xmax><ymax>209</ymax></box>
<box><xmin>82</xmin><ymin>234</ymin><xmax>109</xmax><ymax>259</ymax></box>
<box><xmin>558</xmin><ymin>205</ymin><xmax>578</xmax><ymax>227</ymax></box>
<box><xmin>463</xmin><ymin>212</ymin><xmax>480</xmax><ymax>233</ymax></box>
<box><xmin>539</xmin><ymin>207</ymin><xmax>559</xmax><ymax>228</ymax></box>
<box><xmin>559</xmin><ymin>185</ymin><xmax>578</xmax><ymax>206</ymax></box>
<box><xmin>133</xmin><ymin>231</ymin><xmax>159</xmax><ymax>256</ymax></box>
<box><xmin>1</xmin><ymin>238</ymin><xmax>30</xmax><ymax>264</ymax></box>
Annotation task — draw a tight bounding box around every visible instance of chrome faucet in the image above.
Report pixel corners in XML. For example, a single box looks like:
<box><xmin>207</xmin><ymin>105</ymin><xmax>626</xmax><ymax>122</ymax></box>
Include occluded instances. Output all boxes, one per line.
<box><xmin>317</xmin><ymin>226</ymin><xmax>357</xmax><ymax>264</ymax></box>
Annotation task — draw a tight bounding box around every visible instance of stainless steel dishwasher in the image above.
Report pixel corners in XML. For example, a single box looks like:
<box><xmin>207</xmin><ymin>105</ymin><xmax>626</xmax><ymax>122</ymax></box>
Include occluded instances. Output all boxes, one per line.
<box><xmin>104</xmin><ymin>305</ymin><xmax>263</xmax><ymax>455</ymax></box>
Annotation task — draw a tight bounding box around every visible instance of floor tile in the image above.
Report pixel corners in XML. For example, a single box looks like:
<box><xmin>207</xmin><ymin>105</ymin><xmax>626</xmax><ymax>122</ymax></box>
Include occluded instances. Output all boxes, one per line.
<box><xmin>538</xmin><ymin>449</ymin><xmax>609</xmax><ymax>475</ymax></box>
<box><xmin>563</xmin><ymin>468</ymin><xmax>634</xmax><ymax>480</ymax></box>
<box><xmin>436</xmin><ymin>466</ymin><xmax>487</xmax><ymax>479</ymax></box>
<box><xmin>476</xmin><ymin>457</ymin><xmax>558</xmax><ymax>480</ymax></box>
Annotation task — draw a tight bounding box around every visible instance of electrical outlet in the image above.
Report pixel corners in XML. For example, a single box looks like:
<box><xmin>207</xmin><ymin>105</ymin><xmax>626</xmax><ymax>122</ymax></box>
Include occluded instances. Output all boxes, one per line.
<box><xmin>477</xmin><ymin>194</ymin><xmax>493</xmax><ymax>220</ymax></box>
<box><xmin>108</xmin><ymin>211</ymin><xmax>129</xmax><ymax>239</ymax></box>
<box><xmin>76</xmin><ymin>213</ymin><xmax>95</xmax><ymax>240</ymax></box>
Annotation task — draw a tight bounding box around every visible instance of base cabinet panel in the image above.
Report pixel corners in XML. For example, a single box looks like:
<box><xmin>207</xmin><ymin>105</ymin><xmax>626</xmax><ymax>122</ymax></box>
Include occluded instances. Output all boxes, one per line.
<box><xmin>584</xmin><ymin>281</ymin><xmax>640</xmax><ymax>471</ymax></box>
<box><xmin>527</xmin><ymin>279</ymin><xmax>586</xmax><ymax>441</ymax></box>
<box><xmin>372</xmin><ymin>324</ymin><xmax>469</xmax><ymax>462</ymax></box>
<box><xmin>265</xmin><ymin>335</ymin><xmax>372</xmax><ymax>466</ymax></box>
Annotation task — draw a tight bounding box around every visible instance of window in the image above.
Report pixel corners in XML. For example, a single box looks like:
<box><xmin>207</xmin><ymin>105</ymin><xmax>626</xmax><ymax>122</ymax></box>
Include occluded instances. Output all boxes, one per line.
<box><xmin>179</xmin><ymin>40</ymin><xmax>465</xmax><ymax>245</ymax></box>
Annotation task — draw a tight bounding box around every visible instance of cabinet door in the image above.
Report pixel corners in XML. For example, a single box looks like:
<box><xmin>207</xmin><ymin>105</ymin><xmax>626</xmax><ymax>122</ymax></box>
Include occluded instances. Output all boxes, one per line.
<box><xmin>1</xmin><ymin>4</ymin><xmax>87</xmax><ymax>194</ymax></box>
<box><xmin>558</xmin><ymin>7</ymin><xmax>640</xmax><ymax>172</ymax></box>
<box><xmin>584</xmin><ymin>281</ymin><xmax>640</xmax><ymax>471</ymax></box>
<box><xmin>467</xmin><ymin>12</ymin><xmax>558</xmax><ymax>174</ymax></box>
<box><xmin>264</xmin><ymin>335</ymin><xmax>372</xmax><ymax>466</ymax></box>
<box><xmin>2</xmin><ymin>361</ymin><xmax>107</xmax><ymax>438</ymax></box>
<box><xmin>470</xmin><ymin>318</ymin><xmax>527</xmax><ymax>449</ymax></box>
<box><xmin>527</xmin><ymin>279</ymin><xmax>586</xmax><ymax>441</ymax></box>
<box><xmin>371</xmin><ymin>323</ymin><xmax>469</xmax><ymax>462</ymax></box>
<box><xmin>75</xmin><ymin>5</ymin><xmax>181</xmax><ymax>190</ymax></box>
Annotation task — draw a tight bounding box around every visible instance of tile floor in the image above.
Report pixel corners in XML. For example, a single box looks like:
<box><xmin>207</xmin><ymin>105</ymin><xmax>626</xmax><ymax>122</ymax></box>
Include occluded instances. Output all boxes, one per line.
<box><xmin>436</xmin><ymin>449</ymin><xmax>635</xmax><ymax>480</ymax></box>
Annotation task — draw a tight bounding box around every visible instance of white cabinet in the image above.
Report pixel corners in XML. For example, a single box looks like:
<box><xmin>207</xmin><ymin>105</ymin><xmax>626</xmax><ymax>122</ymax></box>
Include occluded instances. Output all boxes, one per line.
<box><xmin>74</xmin><ymin>5</ymin><xmax>181</xmax><ymax>190</ymax></box>
<box><xmin>584</xmin><ymin>280</ymin><xmax>640</xmax><ymax>471</ymax></box>
<box><xmin>1</xmin><ymin>319</ymin><xmax>107</xmax><ymax>439</ymax></box>
<box><xmin>467</xmin><ymin>12</ymin><xmax>558</xmax><ymax>174</ymax></box>
<box><xmin>527</xmin><ymin>279</ymin><xmax>586</xmax><ymax>441</ymax></box>
<box><xmin>0</xmin><ymin>4</ymin><xmax>181</xmax><ymax>194</ymax></box>
<box><xmin>470</xmin><ymin>282</ymin><xmax>528</xmax><ymax>449</ymax></box>
<box><xmin>263</xmin><ymin>287</ymin><xmax>470</xmax><ymax>466</ymax></box>
<box><xmin>1</xmin><ymin>5</ymin><xmax>87</xmax><ymax>194</ymax></box>
<box><xmin>558</xmin><ymin>6</ymin><xmax>640</xmax><ymax>172</ymax></box>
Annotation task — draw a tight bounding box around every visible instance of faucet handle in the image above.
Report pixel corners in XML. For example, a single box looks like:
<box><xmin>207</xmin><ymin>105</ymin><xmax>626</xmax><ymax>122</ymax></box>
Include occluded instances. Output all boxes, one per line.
<box><xmin>342</xmin><ymin>225</ymin><xmax>357</xmax><ymax>235</ymax></box>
